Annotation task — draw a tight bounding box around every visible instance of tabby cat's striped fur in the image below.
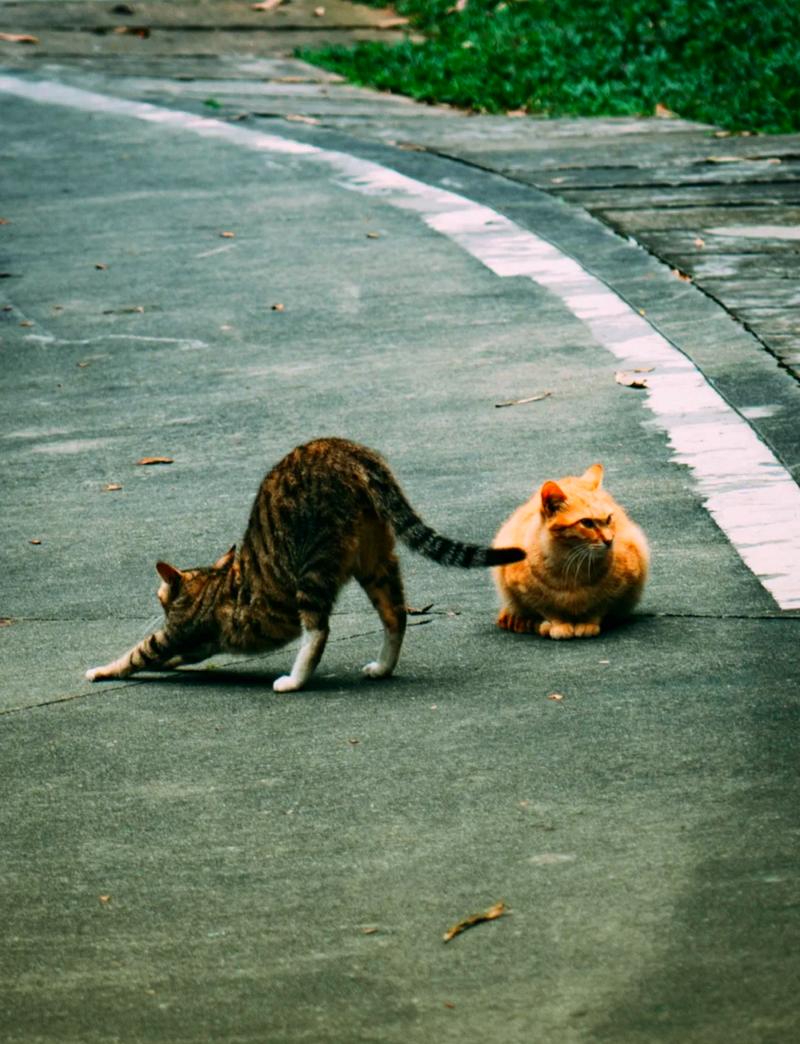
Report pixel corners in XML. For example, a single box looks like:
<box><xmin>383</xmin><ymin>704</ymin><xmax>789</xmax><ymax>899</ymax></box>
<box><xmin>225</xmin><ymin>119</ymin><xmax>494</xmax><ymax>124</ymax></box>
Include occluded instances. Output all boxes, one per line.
<box><xmin>86</xmin><ymin>438</ymin><xmax>524</xmax><ymax>692</ymax></box>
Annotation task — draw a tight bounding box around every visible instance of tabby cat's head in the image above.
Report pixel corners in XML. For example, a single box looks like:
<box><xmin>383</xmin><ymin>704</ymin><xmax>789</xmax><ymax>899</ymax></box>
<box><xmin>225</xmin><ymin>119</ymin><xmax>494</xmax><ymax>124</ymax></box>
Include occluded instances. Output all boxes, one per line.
<box><xmin>539</xmin><ymin>464</ymin><xmax>616</xmax><ymax>550</ymax></box>
<box><xmin>155</xmin><ymin>546</ymin><xmax>237</xmax><ymax>651</ymax></box>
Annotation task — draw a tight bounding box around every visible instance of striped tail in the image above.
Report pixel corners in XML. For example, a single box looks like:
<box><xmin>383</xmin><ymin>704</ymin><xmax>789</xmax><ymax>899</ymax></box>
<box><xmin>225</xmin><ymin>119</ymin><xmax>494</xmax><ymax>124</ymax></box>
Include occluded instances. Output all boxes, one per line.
<box><xmin>368</xmin><ymin>462</ymin><xmax>525</xmax><ymax>568</ymax></box>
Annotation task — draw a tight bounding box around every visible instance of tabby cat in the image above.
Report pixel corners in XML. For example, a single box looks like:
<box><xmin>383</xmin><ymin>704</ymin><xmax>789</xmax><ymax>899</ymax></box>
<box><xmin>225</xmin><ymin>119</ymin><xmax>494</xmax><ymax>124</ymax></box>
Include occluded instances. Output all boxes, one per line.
<box><xmin>493</xmin><ymin>463</ymin><xmax>648</xmax><ymax>638</ymax></box>
<box><xmin>86</xmin><ymin>438</ymin><xmax>524</xmax><ymax>691</ymax></box>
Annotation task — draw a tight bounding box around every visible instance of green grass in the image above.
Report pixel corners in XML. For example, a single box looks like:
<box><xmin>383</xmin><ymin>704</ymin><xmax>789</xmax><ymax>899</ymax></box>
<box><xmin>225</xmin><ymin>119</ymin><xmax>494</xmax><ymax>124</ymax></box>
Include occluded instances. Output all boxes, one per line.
<box><xmin>302</xmin><ymin>0</ymin><xmax>800</xmax><ymax>132</ymax></box>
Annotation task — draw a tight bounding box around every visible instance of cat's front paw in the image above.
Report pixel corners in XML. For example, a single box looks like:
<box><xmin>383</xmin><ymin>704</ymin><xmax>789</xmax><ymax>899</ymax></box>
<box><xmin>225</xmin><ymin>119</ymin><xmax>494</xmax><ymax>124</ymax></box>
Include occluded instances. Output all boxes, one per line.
<box><xmin>540</xmin><ymin>621</ymin><xmax>576</xmax><ymax>640</ymax></box>
<box><xmin>362</xmin><ymin>660</ymin><xmax>392</xmax><ymax>679</ymax></box>
<box><xmin>273</xmin><ymin>674</ymin><xmax>303</xmax><ymax>693</ymax></box>
<box><xmin>85</xmin><ymin>665</ymin><xmax>116</xmax><ymax>682</ymax></box>
<box><xmin>573</xmin><ymin>621</ymin><xmax>601</xmax><ymax>638</ymax></box>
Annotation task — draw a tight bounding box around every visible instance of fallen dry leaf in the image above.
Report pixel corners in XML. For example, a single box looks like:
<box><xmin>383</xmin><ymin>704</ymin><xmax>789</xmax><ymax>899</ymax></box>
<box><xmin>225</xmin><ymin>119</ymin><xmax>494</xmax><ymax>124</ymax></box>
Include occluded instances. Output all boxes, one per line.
<box><xmin>0</xmin><ymin>32</ymin><xmax>39</xmax><ymax>44</ymax></box>
<box><xmin>361</xmin><ymin>926</ymin><xmax>378</xmax><ymax>935</ymax></box>
<box><xmin>103</xmin><ymin>483</ymin><xmax>123</xmax><ymax>492</ymax></box>
<box><xmin>705</xmin><ymin>155</ymin><xmax>742</xmax><ymax>164</ymax></box>
<box><xmin>219</xmin><ymin>230</ymin><xmax>236</xmax><ymax>239</ymax></box>
<box><xmin>314</xmin><ymin>6</ymin><xmax>326</xmax><ymax>16</ymax></box>
<box><xmin>19</xmin><ymin>320</ymin><xmax>33</xmax><ymax>328</ymax></box>
<box><xmin>671</xmin><ymin>267</ymin><xmax>692</xmax><ymax>282</ymax></box>
<box><xmin>547</xmin><ymin>692</ymin><xmax>565</xmax><ymax>702</ymax></box>
<box><xmin>284</xmin><ymin>114</ymin><xmax>320</xmax><ymax>125</ymax></box>
<box><xmin>377</xmin><ymin>16</ymin><xmax>410</xmax><ymax>28</ymax></box>
<box><xmin>112</xmin><ymin>25</ymin><xmax>150</xmax><ymax>37</ymax></box>
<box><xmin>443</xmin><ymin>900</ymin><xmax>507</xmax><ymax>943</ymax></box>
<box><xmin>495</xmin><ymin>390</ymin><xmax>552</xmax><ymax>409</ymax></box>
<box><xmin>103</xmin><ymin>305</ymin><xmax>144</xmax><ymax>314</ymax></box>
<box><xmin>615</xmin><ymin>369</ymin><xmax>652</xmax><ymax>390</ymax></box>
<box><xmin>29</xmin><ymin>538</ymin><xmax>42</xmax><ymax>545</ymax></box>
<box><xmin>693</xmin><ymin>237</ymin><xmax>706</xmax><ymax>248</ymax></box>
<box><xmin>506</xmin><ymin>108</ymin><xmax>528</xmax><ymax>118</ymax></box>
<box><xmin>366</xmin><ymin>231</ymin><xmax>381</xmax><ymax>239</ymax></box>
<box><xmin>98</xmin><ymin>894</ymin><xmax>112</xmax><ymax>906</ymax></box>
<box><xmin>654</xmin><ymin>102</ymin><xmax>676</xmax><ymax>118</ymax></box>
<box><xmin>95</xmin><ymin>262</ymin><xmax>108</xmax><ymax>270</ymax></box>
<box><xmin>136</xmin><ymin>456</ymin><xmax>173</xmax><ymax>466</ymax></box>
<box><xmin>271</xmin><ymin>302</ymin><xmax>285</xmax><ymax>312</ymax></box>
<box><xmin>251</xmin><ymin>0</ymin><xmax>283</xmax><ymax>9</ymax></box>
<box><xmin>407</xmin><ymin>603</ymin><xmax>434</xmax><ymax>616</ymax></box>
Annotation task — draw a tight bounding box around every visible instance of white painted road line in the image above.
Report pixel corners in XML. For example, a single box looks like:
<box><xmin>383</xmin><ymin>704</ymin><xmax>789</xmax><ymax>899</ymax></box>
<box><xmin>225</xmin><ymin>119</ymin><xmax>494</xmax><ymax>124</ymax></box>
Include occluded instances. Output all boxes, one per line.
<box><xmin>2</xmin><ymin>73</ymin><xmax>798</xmax><ymax>609</ymax></box>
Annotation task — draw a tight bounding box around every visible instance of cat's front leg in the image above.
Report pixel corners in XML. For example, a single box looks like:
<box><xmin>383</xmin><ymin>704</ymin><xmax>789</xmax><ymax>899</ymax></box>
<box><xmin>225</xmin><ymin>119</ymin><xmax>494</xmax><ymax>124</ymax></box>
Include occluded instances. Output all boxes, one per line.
<box><xmin>273</xmin><ymin>619</ymin><xmax>329</xmax><ymax>692</ymax></box>
<box><xmin>85</xmin><ymin>629</ymin><xmax>174</xmax><ymax>681</ymax></box>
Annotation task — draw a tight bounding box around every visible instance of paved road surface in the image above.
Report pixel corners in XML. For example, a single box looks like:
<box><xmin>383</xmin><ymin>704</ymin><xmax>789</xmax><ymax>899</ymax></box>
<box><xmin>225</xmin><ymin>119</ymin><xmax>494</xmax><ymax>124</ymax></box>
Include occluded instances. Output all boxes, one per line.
<box><xmin>1</xmin><ymin>20</ymin><xmax>799</xmax><ymax>1044</ymax></box>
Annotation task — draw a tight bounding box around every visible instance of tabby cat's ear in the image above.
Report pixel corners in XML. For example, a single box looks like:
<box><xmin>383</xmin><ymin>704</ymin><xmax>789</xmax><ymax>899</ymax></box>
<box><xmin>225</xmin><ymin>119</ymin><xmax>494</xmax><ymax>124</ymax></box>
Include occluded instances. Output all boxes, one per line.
<box><xmin>582</xmin><ymin>463</ymin><xmax>604</xmax><ymax>489</ymax></box>
<box><xmin>541</xmin><ymin>481</ymin><xmax>567</xmax><ymax>515</ymax></box>
<box><xmin>156</xmin><ymin>561</ymin><xmax>183</xmax><ymax>587</ymax></box>
<box><xmin>213</xmin><ymin>545</ymin><xmax>236</xmax><ymax>570</ymax></box>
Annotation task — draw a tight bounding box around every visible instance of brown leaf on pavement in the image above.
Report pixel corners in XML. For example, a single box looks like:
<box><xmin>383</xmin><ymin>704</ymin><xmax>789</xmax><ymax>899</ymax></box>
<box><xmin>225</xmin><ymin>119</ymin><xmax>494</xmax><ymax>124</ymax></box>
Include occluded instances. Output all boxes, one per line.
<box><xmin>443</xmin><ymin>900</ymin><xmax>508</xmax><ymax>943</ymax></box>
<box><xmin>252</xmin><ymin>0</ymin><xmax>283</xmax><ymax>9</ymax></box>
<box><xmin>103</xmin><ymin>483</ymin><xmax>123</xmax><ymax>492</ymax></box>
<box><xmin>615</xmin><ymin>368</ymin><xmax>653</xmax><ymax>390</ymax></box>
<box><xmin>0</xmin><ymin>33</ymin><xmax>39</xmax><ymax>44</ymax></box>
<box><xmin>495</xmin><ymin>390</ymin><xmax>552</xmax><ymax>408</ymax></box>
<box><xmin>136</xmin><ymin>456</ymin><xmax>173</xmax><ymax>466</ymax></box>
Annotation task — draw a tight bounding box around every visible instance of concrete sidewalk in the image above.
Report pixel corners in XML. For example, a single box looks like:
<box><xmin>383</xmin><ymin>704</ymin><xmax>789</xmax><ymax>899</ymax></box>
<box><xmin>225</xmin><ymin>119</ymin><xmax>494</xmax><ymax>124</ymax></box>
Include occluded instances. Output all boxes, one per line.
<box><xmin>1</xmin><ymin>8</ymin><xmax>799</xmax><ymax>1043</ymax></box>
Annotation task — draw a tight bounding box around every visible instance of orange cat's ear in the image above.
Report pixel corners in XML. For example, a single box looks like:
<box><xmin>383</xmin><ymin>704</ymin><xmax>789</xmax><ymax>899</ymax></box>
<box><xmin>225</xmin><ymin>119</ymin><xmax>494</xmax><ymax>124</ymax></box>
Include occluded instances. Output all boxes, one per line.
<box><xmin>156</xmin><ymin>561</ymin><xmax>183</xmax><ymax>586</ymax></box>
<box><xmin>582</xmin><ymin>463</ymin><xmax>604</xmax><ymax>489</ymax></box>
<box><xmin>541</xmin><ymin>481</ymin><xmax>567</xmax><ymax>515</ymax></box>
<box><xmin>213</xmin><ymin>545</ymin><xmax>236</xmax><ymax>570</ymax></box>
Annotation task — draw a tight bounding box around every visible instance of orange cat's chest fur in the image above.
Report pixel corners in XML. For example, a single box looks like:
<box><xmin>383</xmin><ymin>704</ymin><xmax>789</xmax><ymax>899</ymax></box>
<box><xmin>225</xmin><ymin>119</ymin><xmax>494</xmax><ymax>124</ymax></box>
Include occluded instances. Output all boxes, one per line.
<box><xmin>493</xmin><ymin>463</ymin><xmax>648</xmax><ymax>640</ymax></box>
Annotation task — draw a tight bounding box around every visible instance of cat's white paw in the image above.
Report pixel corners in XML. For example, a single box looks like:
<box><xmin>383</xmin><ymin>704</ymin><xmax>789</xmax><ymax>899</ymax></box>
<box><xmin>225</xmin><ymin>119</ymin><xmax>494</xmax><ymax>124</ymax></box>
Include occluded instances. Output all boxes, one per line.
<box><xmin>273</xmin><ymin>674</ymin><xmax>302</xmax><ymax>693</ymax></box>
<box><xmin>85</xmin><ymin>666</ymin><xmax>115</xmax><ymax>682</ymax></box>
<box><xmin>362</xmin><ymin>660</ymin><xmax>392</xmax><ymax>679</ymax></box>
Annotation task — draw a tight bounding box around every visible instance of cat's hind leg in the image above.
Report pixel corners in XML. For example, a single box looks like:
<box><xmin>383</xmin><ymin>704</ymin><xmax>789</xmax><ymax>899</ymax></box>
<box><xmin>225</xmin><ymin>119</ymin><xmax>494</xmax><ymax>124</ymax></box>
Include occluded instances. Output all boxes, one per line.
<box><xmin>497</xmin><ymin>607</ymin><xmax>540</xmax><ymax>634</ymax></box>
<box><xmin>356</xmin><ymin>549</ymin><xmax>407</xmax><ymax>680</ymax></box>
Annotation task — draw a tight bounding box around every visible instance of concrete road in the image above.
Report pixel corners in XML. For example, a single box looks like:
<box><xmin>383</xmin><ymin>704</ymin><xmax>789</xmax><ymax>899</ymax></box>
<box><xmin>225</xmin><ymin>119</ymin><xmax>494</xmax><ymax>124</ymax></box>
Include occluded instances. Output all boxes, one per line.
<box><xmin>1</xmin><ymin>68</ymin><xmax>799</xmax><ymax>1044</ymax></box>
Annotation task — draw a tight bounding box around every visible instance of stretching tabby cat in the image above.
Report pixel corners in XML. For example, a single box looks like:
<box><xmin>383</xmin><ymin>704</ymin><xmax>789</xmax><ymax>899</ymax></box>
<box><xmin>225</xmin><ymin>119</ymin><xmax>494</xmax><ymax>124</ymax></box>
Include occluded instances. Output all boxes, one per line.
<box><xmin>86</xmin><ymin>438</ymin><xmax>524</xmax><ymax>691</ymax></box>
<box><xmin>493</xmin><ymin>463</ymin><xmax>648</xmax><ymax>638</ymax></box>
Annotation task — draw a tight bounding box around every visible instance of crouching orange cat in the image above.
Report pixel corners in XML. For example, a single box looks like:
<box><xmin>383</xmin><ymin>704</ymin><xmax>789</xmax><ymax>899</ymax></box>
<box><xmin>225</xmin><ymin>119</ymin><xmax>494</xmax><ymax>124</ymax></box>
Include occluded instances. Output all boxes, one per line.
<box><xmin>493</xmin><ymin>464</ymin><xmax>648</xmax><ymax>639</ymax></box>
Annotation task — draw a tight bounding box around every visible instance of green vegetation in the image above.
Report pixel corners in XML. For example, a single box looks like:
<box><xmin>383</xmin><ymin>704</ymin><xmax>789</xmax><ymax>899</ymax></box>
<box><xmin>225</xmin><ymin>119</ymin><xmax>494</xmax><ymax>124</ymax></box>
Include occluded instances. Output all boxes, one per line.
<box><xmin>302</xmin><ymin>0</ymin><xmax>800</xmax><ymax>132</ymax></box>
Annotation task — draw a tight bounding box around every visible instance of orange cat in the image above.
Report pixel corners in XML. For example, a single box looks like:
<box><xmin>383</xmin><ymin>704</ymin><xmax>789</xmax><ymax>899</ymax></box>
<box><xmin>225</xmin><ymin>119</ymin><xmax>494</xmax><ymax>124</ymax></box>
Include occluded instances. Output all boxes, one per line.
<box><xmin>493</xmin><ymin>464</ymin><xmax>648</xmax><ymax>639</ymax></box>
